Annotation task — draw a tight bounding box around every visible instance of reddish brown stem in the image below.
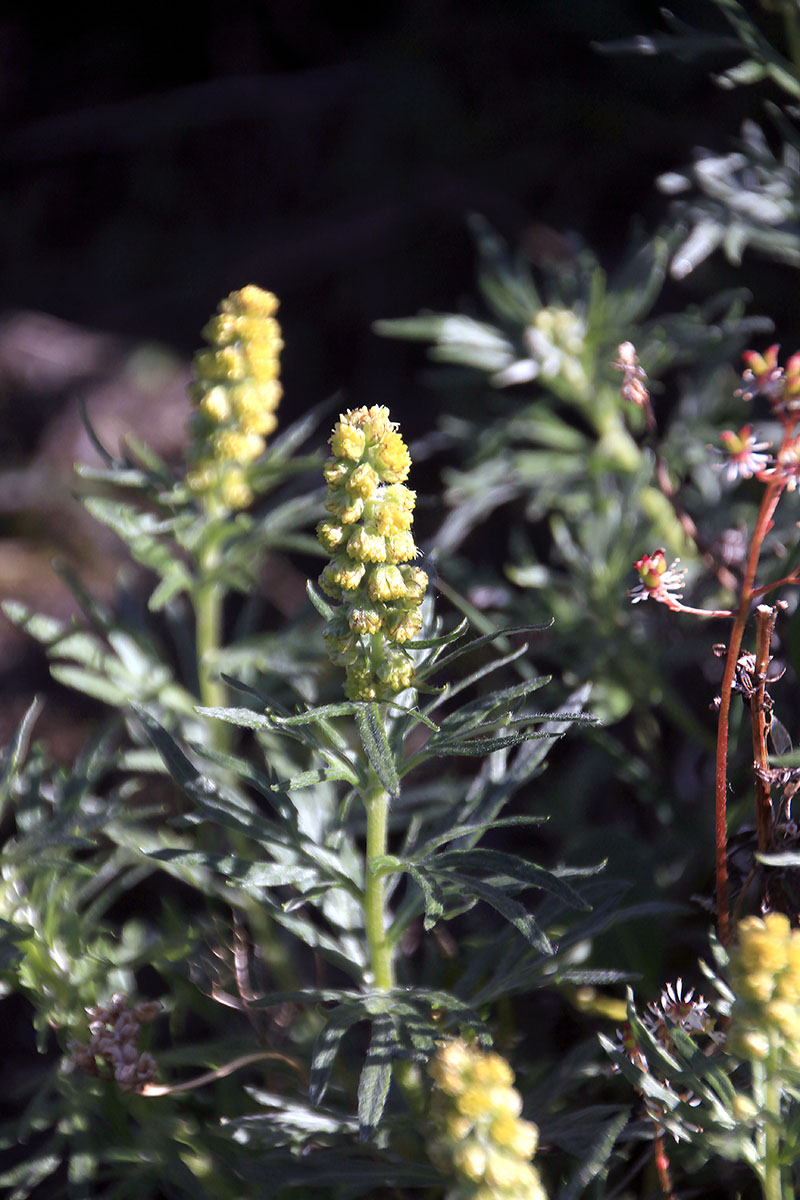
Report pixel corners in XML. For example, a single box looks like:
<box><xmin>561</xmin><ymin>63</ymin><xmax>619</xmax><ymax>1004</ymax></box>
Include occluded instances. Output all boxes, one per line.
<box><xmin>654</xmin><ymin>1127</ymin><xmax>677</xmax><ymax>1200</ymax></box>
<box><xmin>751</xmin><ymin>605</ymin><xmax>778</xmax><ymax>855</ymax></box>
<box><xmin>714</xmin><ymin>482</ymin><xmax>784</xmax><ymax>947</ymax></box>
<box><xmin>752</xmin><ymin>568</ymin><xmax>800</xmax><ymax>599</ymax></box>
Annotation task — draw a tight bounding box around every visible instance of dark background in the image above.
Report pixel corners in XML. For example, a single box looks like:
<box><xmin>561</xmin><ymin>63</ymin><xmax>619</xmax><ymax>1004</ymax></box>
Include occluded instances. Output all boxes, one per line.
<box><xmin>0</xmin><ymin>0</ymin><xmax>786</xmax><ymax>749</ymax></box>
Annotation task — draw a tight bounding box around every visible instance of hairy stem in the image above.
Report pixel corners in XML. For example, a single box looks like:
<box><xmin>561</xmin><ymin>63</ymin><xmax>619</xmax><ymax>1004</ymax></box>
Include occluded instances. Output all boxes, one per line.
<box><xmin>759</xmin><ymin>1037</ymin><xmax>784</xmax><ymax>1200</ymax></box>
<box><xmin>363</xmin><ymin>779</ymin><xmax>394</xmax><ymax>991</ymax></box>
<box><xmin>196</xmin><ymin>533</ymin><xmax>232</xmax><ymax>754</ymax></box>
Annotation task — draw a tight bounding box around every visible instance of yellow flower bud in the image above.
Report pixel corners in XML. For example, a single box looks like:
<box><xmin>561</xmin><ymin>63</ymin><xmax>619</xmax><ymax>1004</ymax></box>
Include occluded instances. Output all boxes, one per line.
<box><xmin>347</xmin><ymin>462</ymin><xmax>381</xmax><ymax>499</ymax></box>
<box><xmin>455</xmin><ymin>1143</ymin><xmax>487</xmax><ymax>1181</ymax></box>
<box><xmin>330</xmin><ymin>421</ymin><xmax>366</xmax><ymax>461</ymax></box>
<box><xmin>323</xmin><ymin>459</ymin><xmax>351</xmax><ymax>489</ymax></box>
<box><xmin>219</xmin><ymin>469</ymin><xmax>253</xmax><ymax>510</ymax></box>
<box><xmin>349</xmin><ymin>607</ymin><xmax>384</xmax><ymax>635</ymax></box>
<box><xmin>325</xmin><ymin>492</ymin><xmax>365</xmax><ymax>524</ymax></box>
<box><xmin>369</xmin><ymin>565</ymin><xmax>406</xmax><ymax>602</ymax></box>
<box><xmin>317</xmin><ymin>520</ymin><xmax>345</xmax><ymax>553</ymax></box>
<box><xmin>321</xmin><ymin>559</ymin><xmax>365</xmax><ymax>594</ymax></box>
<box><xmin>385</xmin><ymin>609</ymin><xmax>423</xmax><ymax>643</ymax></box>
<box><xmin>201</xmin><ymin>385</ymin><xmax>232</xmax><ymax>423</ymax></box>
<box><xmin>346</xmin><ymin>527</ymin><xmax>388</xmax><ymax>563</ymax></box>
<box><xmin>385</xmin><ymin>530</ymin><xmax>417</xmax><ymax>563</ymax></box>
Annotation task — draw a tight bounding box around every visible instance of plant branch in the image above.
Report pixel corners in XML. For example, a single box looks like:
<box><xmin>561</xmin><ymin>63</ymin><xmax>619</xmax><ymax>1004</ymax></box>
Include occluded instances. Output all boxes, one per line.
<box><xmin>715</xmin><ymin>480</ymin><xmax>784</xmax><ymax>947</ymax></box>
<box><xmin>196</xmin><ymin>529</ymin><xmax>232</xmax><ymax>754</ymax></box>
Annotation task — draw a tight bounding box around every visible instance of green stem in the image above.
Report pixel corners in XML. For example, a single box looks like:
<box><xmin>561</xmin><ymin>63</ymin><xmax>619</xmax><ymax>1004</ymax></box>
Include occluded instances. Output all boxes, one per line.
<box><xmin>362</xmin><ymin>778</ymin><xmax>394</xmax><ymax>991</ymax></box>
<box><xmin>196</xmin><ymin>532</ymin><xmax>231</xmax><ymax>754</ymax></box>
<box><xmin>760</xmin><ymin>1039</ymin><xmax>784</xmax><ymax>1200</ymax></box>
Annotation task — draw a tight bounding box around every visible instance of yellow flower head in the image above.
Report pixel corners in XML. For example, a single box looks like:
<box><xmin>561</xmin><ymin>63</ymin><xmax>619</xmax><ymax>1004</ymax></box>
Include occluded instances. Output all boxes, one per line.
<box><xmin>317</xmin><ymin>406</ymin><xmax>427</xmax><ymax>701</ymax></box>
<box><xmin>187</xmin><ymin>284</ymin><xmax>283</xmax><ymax>511</ymax></box>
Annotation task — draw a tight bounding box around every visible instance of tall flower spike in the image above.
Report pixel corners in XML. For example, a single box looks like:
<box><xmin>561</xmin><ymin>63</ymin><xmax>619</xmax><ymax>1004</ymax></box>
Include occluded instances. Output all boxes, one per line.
<box><xmin>427</xmin><ymin>1038</ymin><xmax>548</xmax><ymax>1200</ymax></box>
<box><xmin>318</xmin><ymin>406</ymin><xmax>427</xmax><ymax>701</ymax></box>
<box><xmin>186</xmin><ymin>285</ymin><xmax>283</xmax><ymax>511</ymax></box>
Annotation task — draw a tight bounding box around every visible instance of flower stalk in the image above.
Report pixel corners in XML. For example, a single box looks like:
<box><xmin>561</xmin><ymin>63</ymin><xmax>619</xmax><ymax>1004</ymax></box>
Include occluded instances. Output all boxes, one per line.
<box><xmin>317</xmin><ymin>406</ymin><xmax>428</xmax><ymax>990</ymax></box>
<box><xmin>186</xmin><ymin>284</ymin><xmax>285</xmax><ymax>749</ymax></box>
<box><xmin>363</xmin><ymin>778</ymin><xmax>394</xmax><ymax>991</ymax></box>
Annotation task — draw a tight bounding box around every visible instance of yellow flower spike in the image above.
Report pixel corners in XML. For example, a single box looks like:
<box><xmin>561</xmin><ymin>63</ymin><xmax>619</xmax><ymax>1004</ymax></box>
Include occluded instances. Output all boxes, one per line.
<box><xmin>729</xmin><ymin>915</ymin><xmax>800</xmax><ymax>1072</ymax></box>
<box><xmin>187</xmin><ymin>284</ymin><xmax>283</xmax><ymax>511</ymax></box>
<box><xmin>318</xmin><ymin>406</ymin><xmax>427</xmax><ymax>702</ymax></box>
<box><xmin>427</xmin><ymin>1039</ymin><xmax>548</xmax><ymax>1200</ymax></box>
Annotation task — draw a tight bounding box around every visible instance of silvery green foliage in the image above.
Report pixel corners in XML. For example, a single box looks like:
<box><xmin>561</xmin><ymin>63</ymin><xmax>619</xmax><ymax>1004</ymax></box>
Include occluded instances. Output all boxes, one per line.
<box><xmin>604</xmin><ymin>1</ymin><xmax>800</xmax><ymax>277</ymax></box>
<box><xmin>0</xmin><ymin>382</ymin><xmax>649</xmax><ymax>1199</ymax></box>
<box><xmin>377</xmin><ymin>216</ymin><xmax>769</xmax><ymax>726</ymax></box>
<box><xmin>659</xmin><ymin>120</ymin><xmax>800</xmax><ymax>278</ymax></box>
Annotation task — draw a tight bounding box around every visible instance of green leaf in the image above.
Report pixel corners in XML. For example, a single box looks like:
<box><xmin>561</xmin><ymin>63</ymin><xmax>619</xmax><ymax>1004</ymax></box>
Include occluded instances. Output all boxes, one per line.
<box><xmin>428</xmin><ymin>729</ymin><xmax>552</xmax><ymax>758</ymax></box>
<box><xmin>0</xmin><ymin>1149</ymin><xmax>63</xmax><ymax>1200</ymax></box>
<box><xmin>446</xmin><ymin>873</ymin><xmax>553</xmax><ymax>954</ymax></box>
<box><xmin>271</xmin><ymin>766</ymin><xmax>360</xmax><ymax>792</ymax></box>
<box><xmin>404</xmin><ymin>618</ymin><xmax>469</xmax><ymax>650</ymax></box>
<box><xmin>355</xmin><ymin>705</ymin><xmax>400</xmax><ymax>796</ymax></box>
<box><xmin>416</xmin><ymin>815</ymin><xmax>548</xmax><ymax>857</ymax></box>
<box><xmin>358</xmin><ymin>1014</ymin><xmax>395</xmax><ymax>1138</ymax></box>
<box><xmin>2</xmin><ymin>601</ymin><xmax>64</xmax><ymax>643</ymax></box>
<box><xmin>133</xmin><ymin>705</ymin><xmax>221</xmax><ymax>794</ymax></box>
<box><xmin>758</xmin><ymin>850</ymin><xmax>800</xmax><ymax>868</ymax></box>
<box><xmin>310</xmin><ymin>1001</ymin><xmax>368</xmax><ymax>1104</ymax></box>
<box><xmin>49</xmin><ymin>665</ymin><xmax>130</xmax><ymax>706</ymax></box>
<box><xmin>147</xmin><ymin>850</ymin><xmax>320</xmax><ymax>893</ymax></box>
<box><xmin>0</xmin><ymin>697</ymin><xmax>43</xmax><ymax>813</ymax></box>
<box><xmin>555</xmin><ymin>1108</ymin><xmax>629</xmax><ymax>1200</ymax></box>
<box><xmin>306</xmin><ymin>579</ymin><xmax>334</xmax><ymax>620</ymax></box>
<box><xmin>417</xmin><ymin>623</ymin><xmax>551</xmax><ymax>679</ymax></box>
<box><xmin>406</xmin><ymin>863</ymin><xmax>445</xmax><ymax>931</ymax></box>
<box><xmin>435</xmin><ymin>848</ymin><xmax>592</xmax><ymax>910</ymax></box>
<box><xmin>436</xmin><ymin>676</ymin><xmax>551</xmax><ymax>734</ymax></box>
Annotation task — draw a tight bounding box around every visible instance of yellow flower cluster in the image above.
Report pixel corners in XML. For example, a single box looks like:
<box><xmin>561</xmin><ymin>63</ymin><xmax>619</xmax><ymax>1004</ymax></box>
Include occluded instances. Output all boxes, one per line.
<box><xmin>318</xmin><ymin>406</ymin><xmax>427</xmax><ymax>701</ymax></box>
<box><xmin>186</xmin><ymin>284</ymin><xmax>283</xmax><ymax>510</ymax></box>
<box><xmin>427</xmin><ymin>1039</ymin><xmax>548</xmax><ymax>1200</ymax></box>
<box><xmin>729</xmin><ymin>913</ymin><xmax>800</xmax><ymax>1065</ymax></box>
